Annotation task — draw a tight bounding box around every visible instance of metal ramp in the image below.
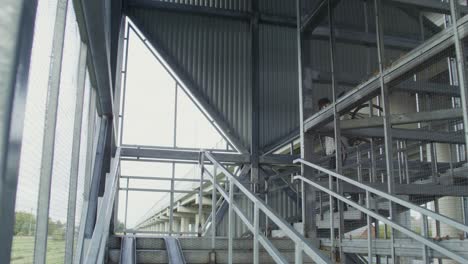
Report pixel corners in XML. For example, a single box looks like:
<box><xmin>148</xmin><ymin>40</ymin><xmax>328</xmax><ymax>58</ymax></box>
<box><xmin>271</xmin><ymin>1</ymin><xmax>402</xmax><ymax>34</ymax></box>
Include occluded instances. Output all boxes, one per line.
<box><xmin>163</xmin><ymin>237</ymin><xmax>186</xmax><ymax>264</ymax></box>
<box><xmin>120</xmin><ymin>236</ymin><xmax>136</xmax><ymax>264</ymax></box>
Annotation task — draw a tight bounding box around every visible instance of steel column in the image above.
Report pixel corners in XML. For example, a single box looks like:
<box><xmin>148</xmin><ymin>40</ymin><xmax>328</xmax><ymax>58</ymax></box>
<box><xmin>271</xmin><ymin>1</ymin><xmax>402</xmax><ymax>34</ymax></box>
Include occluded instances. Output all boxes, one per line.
<box><xmin>0</xmin><ymin>0</ymin><xmax>38</xmax><ymax>262</ymax></box>
<box><xmin>328</xmin><ymin>0</ymin><xmax>344</xmax><ymax>260</ymax></box>
<box><xmin>74</xmin><ymin>90</ymin><xmax>98</xmax><ymax>264</ymax></box>
<box><xmin>374</xmin><ymin>0</ymin><xmax>396</xmax><ymax>261</ymax></box>
<box><xmin>33</xmin><ymin>0</ymin><xmax>69</xmax><ymax>263</ymax></box>
<box><xmin>253</xmin><ymin>202</ymin><xmax>259</xmax><ymax>264</ymax></box>
<box><xmin>228</xmin><ymin>180</ymin><xmax>234</xmax><ymax>264</ymax></box>
<box><xmin>211</xmin><ymin>165</ymin><xmax>217</xmax><ymax>249</ymax></box>
<box><xmin>450</xmin><ymin>0</ymin><xmax>468</xmax><ymax>159</ymax></box>
<box><xmin>64</xmin><ymin>42</ymin><xmax>88</xmax><ymax>264</ymax></box>
<box><xmin>84</xmin><ymin>116</ymin><xmax>111</xmax><ymax>239</ymax></box>
<box><xmin>198</xmin><ymin>153</ymin><xmax>205</xmax><ymax>236</ymax></box>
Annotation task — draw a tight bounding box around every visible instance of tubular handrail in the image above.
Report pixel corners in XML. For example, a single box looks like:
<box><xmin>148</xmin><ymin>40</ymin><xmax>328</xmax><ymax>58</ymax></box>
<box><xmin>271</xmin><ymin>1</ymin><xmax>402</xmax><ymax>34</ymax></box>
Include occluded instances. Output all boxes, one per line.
<box><xmin>295</xmin><ymin>158</ymin><xmax>468</xmax><ymax>233</ymax></box>
<box><xmin>203</xmin><ymin>152</ymin><xmax>331</xmax><ymax>264</ymax></box>
<box><xmin>294</xmin><ymin>175</ymin><xmax>468</xmax><ymax>264</ymax></box>
<box><xmin>83</xmin><ymin>148</ymin><xmax>121</xmax><ymax>263</ymax></box>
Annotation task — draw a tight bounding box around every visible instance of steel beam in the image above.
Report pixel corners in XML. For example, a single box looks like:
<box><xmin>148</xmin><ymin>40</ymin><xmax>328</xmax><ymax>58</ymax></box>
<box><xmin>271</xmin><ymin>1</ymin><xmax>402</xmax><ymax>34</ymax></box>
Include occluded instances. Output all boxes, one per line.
<box><xmin>120</xmin><ymin>146</ymin><xmax>298</xmax><ymax>164</ymax></box>
<box><xmin>340</xmin><ymin>108</ymin><xmax>463</xmax><ymax>129</ymax></box>
<box><xmin>307</xmin><ymin>26</ymin><xmax>420</xmax><ymax>50</ymax></box>
<box><xmin>387</xmin><ymin>0</ymin><xmax>468</xmax><ymax>15</ymax></box>
<box><xmin>0</xmin><ymin>0</ymin><xmax>38</xmax><ymax>262</ymax></box>
<box><xmin>34</xmin><ymin>1</ymin><xmax>69</xmax><ymax>263</ymax></box>
<box><xmin>73</xmin><ymin>0</ymin><xmax>114</xmax><ymax>115</ymax></box>
<box><xmin>301</xmin><ymin>0</ymin><xmax>340</xmax><ymax>32</ymax></box>
<box><xmin>339</xmin><ymin>127</ymin><xmax>464</xmax><ymax>144</ymax></box>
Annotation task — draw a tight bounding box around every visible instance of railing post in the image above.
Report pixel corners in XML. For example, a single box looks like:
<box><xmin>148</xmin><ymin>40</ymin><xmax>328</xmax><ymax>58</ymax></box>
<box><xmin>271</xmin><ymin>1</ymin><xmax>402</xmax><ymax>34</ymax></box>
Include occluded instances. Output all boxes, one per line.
<box><xmin>198</xmin><ymin>152</ymin><xmax>205</xmax><ymax>236</ymax></box>
<box><xmin>295</xmin><ymin>243</ymin><xmax>303</xmax><ymax>264</ymax></box>
<box><xmin>366</xmin><ymin>190</ymin><xmax>373</xmax><ymax>264</ymax></box>
<box><xmin>421</xmin><ymin>206</ymin><xmax>430</xmax><ymax>264</ymax></box>
<box><xmin>228</xmin><ymin>180</ymin><xmax>234</xmax><ymax>264</ymax></box>
<box><xmin>253</xmin><ymin>202</ymin><xmax>259</xmax><ymax>264</ymax></box>
<box><xmin>211</xmin><ymin>163</ymin><xmax>217</xmax><ymax>250</ymax></box>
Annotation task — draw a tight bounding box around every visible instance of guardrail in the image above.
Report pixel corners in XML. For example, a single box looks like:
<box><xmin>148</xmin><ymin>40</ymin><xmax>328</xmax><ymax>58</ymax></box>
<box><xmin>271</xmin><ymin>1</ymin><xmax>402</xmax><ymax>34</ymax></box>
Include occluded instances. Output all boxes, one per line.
<box><xmin>294</xmin><ymin>158</ymin><xmax>468</xmax><ymax>264</ymax></box>
<box><xmin>202</xmin><ymin>152</ymin><xmax>331</xmax><ymax>264</ymax></box>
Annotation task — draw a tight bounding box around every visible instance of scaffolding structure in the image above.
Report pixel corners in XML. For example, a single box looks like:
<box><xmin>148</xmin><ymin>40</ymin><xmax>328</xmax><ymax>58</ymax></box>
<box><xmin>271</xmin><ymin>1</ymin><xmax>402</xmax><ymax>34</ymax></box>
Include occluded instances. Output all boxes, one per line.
<box><xmin>2</xmin><ymin>0</ymin><xmax>468</xmax><ymax>263</ymax></box>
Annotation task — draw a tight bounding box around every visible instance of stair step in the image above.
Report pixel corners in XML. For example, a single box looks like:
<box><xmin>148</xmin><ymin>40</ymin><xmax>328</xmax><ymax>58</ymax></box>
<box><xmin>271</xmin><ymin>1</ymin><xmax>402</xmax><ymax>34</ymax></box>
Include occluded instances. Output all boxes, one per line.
<box><xmin>108</xmin><ymin>249</ymin><xmax>316</xmax><ymax>264</ymax></box>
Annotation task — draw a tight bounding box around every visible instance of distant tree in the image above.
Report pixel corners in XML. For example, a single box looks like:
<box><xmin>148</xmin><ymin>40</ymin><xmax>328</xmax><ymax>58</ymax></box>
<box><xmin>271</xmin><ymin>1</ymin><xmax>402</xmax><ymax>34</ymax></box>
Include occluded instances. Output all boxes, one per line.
<box><xmin>14</xmin><ymin>211</ymin><xmax>36</xmax><ymax>236</ymax></box>
<box><xmin>115</xmin><ymin>220</ymin><xmax>126</xmax><ymax>233</ymax></box>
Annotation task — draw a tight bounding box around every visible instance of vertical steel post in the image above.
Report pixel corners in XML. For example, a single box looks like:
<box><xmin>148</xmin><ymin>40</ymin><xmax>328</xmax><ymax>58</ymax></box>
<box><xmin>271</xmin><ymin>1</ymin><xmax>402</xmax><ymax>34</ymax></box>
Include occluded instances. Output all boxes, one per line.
<box><xmin>198</xmin><ymin>153</ymin><xmax>205</xmax><ymax>235</ymax></box>
<box><xmin>124</xmin><ymin>178</ymin><xmax>129</xmax><ymax>233</ymax></box>
<box><xmin>253</xmin><ymin>202</ymin><xmax>259</xmax><ymax>264</ymax></box>
<box><xmin>74</xmin><ymin>94</ymin><xmax>98</xmax><ymax>264</ymax></box>
<box><xmin>228</xmin><ymin>180</ymin><xmax>234</xmax><ymax>264</ymax></box>
<box><xmin>211</xmin><ymin>164</ymin><xmax>217</xmax><ymax>249</ymax></box>
<box><xmin>119</xmin><ymin>24</ymin><xmax>130</xmax><ymax>146</ymax></box>
<box><xmin>328</xmin><ymin>0</ymin><xmax>344</xmax><ymax>260</ymax></box>
<box><xmin>0</xmin><ymin>0</ymin><xmax>38</xmax><ymax>262</ymax></box>
<box><xmin>295</xmin><ymin>244</ymin><xmax>303</xmax><ymax>264</ymax></box>
<box><xmin>251</xmin><ymin>0</ymin><xmax>260</xmax><ymax>196</ymax></box>
<box><xmin>421</xmin><ymin>208</ymin><xmax>430</xmax><ymax>264</ymax></box>
<box><xmin>34</xmin><ymin>1</ymin><xmax>69</xmax><ymax>263</ymax></box>
<box><xmin>64</xmin><ymin>42</ymin><xmax>88</xmax><ymax>264</ymax></box>
<box><xmin>450</xmin><ymin>0</ymin><xmax>468</xmax><ymax>158</ymax></box>
<box><xmin>366</xmin><ymin>191</ymin><xmax>373</xmax><ymax>263</ymax></box>
<box><xmin>169</xmin><ymin>84</ymin><xmax>178</xmax><ymax>236</ymax></box>
<box><xmin>374</xmin><ymin>0</ymin><xmax>396</xmax><ymax>262</ymax></box>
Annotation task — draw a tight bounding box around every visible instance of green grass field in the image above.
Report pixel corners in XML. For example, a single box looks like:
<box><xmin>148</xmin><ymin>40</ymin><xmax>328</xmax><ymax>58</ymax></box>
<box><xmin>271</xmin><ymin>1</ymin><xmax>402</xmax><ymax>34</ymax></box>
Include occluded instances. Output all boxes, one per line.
<box><xmin>10</xmin><ymin>236</ymin><xmax>65</xmax><ymax>264</ymax></box>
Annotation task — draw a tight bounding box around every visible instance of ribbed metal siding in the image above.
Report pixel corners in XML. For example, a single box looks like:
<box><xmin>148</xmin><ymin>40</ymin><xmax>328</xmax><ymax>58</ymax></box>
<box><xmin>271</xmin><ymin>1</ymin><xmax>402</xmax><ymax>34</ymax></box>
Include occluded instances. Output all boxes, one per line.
<box><xmin>130</xmin><ymin>0</ymin><xmax>252</xmax><ymax>12</ymax></box>
<box><xmin>258</xmin><ymin>0</ymin><xmax>295</xmax><ymax>17</ymax></box>
<box><xmin>127</xmin><ymin>8</ymin><xmax>253</xmax><ymax>148</ymax></box>
<box><xmin>259</xmin><ymin>24</ymin><xmax>299</xmax><ymax>148</ymax></box>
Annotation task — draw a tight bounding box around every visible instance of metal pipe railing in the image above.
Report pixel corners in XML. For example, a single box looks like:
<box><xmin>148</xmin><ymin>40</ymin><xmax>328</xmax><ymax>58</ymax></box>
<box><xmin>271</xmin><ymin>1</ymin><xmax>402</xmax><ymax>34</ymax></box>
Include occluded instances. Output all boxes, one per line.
<box><xmin>202</xmin><ymin>152</ymin><xmax>331</xmax><ymax>264</ymax></box>
<box><xmin>294</xmin><ymin>158</ymin><xmax>468</xmax><ymax>264</ymax></box>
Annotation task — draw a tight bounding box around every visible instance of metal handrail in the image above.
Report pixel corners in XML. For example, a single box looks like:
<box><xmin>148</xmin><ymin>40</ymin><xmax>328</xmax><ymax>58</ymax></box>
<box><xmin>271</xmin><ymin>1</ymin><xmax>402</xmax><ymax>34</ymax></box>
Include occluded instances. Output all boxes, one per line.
<box><xmin>203</xmin><ymin>152</ymin><xmax>331</xmax><ymax>264</ymax></box>
<box><xmin>295</xmin><ymin>158</ymin><xmax>468</xmax><ymax>233</ymax></box>
<box><xmin>294</xmin><ymin>159</ymin><xmax>468</xmax><ymax>263</ymax></box>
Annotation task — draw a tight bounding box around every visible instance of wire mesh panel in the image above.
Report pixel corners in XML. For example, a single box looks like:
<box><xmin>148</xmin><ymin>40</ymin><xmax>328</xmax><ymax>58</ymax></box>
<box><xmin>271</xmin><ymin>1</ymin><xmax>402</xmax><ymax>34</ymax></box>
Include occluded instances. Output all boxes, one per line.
<box><xmin>73</xmin><ymin>73</ymin><xmax>94</xmax><ymax>255</ymax></box>
<box><xmin>10</xmin><ymin>0</ymin><xmax>58</xmax><ymax>262</ymax></box>
<box><xmin>46</xmin><ymin>2</ymin><xmax>81</xmax><ymax>262</ymax></box>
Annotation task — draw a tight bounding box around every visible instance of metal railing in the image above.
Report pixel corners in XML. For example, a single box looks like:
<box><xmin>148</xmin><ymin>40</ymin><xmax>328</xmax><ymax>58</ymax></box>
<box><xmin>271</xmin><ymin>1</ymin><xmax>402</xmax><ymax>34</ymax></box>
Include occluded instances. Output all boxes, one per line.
<box><xmin>201</xmin><ymin>152</ymin><xmax>331</xmax><ymax>264</ymax></box>
<box><xmin>294</xmin><ymin>158</ymin><xmax>468</xmax><ymax>264</ymax></box>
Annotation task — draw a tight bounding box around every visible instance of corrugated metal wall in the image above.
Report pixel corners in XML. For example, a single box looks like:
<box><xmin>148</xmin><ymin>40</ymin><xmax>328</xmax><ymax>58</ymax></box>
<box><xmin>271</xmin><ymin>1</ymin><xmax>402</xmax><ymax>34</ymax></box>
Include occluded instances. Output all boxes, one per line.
<box><xmin>127</xmin><ymin>8</ymin><xmax>253</xmax><ymax>149</ymax></box>
<box><xmin>259</xmin><ymin>24</ymin><xmax>299</xmax><ymax>148</ymax></box>
<box><xmin>126</xmin><ymin>0</ymin><xmax>431</xmax><ymax>150</ymax></box>
<box><xmin>130</xmin><ymin>0</ymin><xmax>252</xmax><ymax>12</ymax></box>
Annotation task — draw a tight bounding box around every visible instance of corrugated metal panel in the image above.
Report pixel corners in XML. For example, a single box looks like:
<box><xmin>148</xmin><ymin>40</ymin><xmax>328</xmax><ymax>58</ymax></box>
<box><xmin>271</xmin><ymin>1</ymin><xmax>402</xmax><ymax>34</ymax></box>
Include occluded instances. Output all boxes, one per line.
<box><xmin>127</xmin><ymin>8</ymin><xmax>253</xmax><ymax>148</ymax></box>
<box><xmin>130</xmin><ymin>0</ymin><xmax>252</xmax><ymax>12</ymax></box>
<box><xmin>259</xmin><ymin>24</ymin><xmax>299</xmax><ymax>148</ymax></box>
<box><xmin>258</xmin><ymin>0</ymin><xmax>295</xmax><ymax>17</ymax></box>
